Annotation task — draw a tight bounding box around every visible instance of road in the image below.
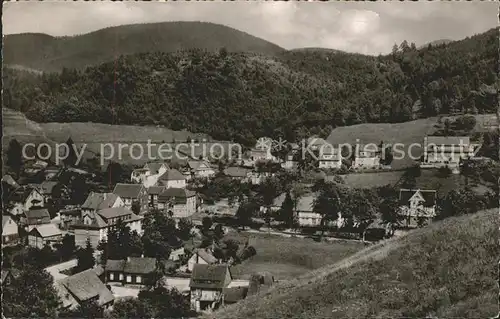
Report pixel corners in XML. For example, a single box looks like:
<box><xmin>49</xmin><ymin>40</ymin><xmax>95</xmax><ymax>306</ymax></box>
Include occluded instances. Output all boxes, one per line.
<box><xmin>44</xmin><ymin>259</ymin><xmax>77</xmax><ymax>281</ymax></box>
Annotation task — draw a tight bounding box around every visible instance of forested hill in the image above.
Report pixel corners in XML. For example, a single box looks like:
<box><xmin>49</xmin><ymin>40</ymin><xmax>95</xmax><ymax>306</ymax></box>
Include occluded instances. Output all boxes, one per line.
<box><xmin>3</xmin><ymin>22</ymin><xmax>285</xmax><ymax>72</ymax></box>
<box><xmin>3</xmin><ymin>27</ymin><xmax>497</xmax><ymax>145</ymax></box>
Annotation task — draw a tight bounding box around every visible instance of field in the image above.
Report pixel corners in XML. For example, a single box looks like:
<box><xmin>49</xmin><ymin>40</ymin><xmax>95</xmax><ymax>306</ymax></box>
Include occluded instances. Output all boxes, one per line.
<box><xmin>327</xmin><ymin>114</ymin><xmax>497</xmax><ymax>169</ymax></box>
<box><xmin>340</xmin><ymin>169</ymin><xmax>493</xmax><ymax>195</ymax></box>
<box><xmin>211</xmin><ymin>209</ymin><xmax>498</xmax><ymax>318</ymax></box>
<box><xmin>223</xmin><ymin>232</ymin><xmax>366</xmax><ymax>280</ymax></box>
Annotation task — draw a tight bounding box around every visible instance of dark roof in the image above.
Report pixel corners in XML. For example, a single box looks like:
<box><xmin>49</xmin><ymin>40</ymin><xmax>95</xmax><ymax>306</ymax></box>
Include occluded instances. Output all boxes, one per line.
<box><xmin>2</xmin><ymin>175</ymin><xmax>18</xmax><ymax>188</ymax></box>
<box><xmin>189</xmin><ymin>264</ymin><xmax>231</xmax><ymax>289</ymax></box>
<box><xmin>224</xmin><ymin>286</ymin><xmax>248</xmax><ymax>303</ymax></box>
<box><xmin>8</xmin><ymin>186</ymin><xmax>41</xmax><ymax>203</ymax></box>
<box><xmin>59</xmin><ymin>209</ymin><xmax>81</xmax><ymax>217</ymax></box>
<box><xmin>59</xmin><ymin>269</ymin><xmax>114</xmax><ymax>306</ymax></box>
<box><xmin>145</xmin><ymin>162</ymin><xmax>169</xmax><ymax>174</ymax></box>
<box><xmin>106</xmin><ymin>257</ymin><xmax>156</xmax><ymax>274</ymax></box>
<box><xmin>223</xmin><ymin>167</ymin><xmax>251</xmax><ymax>178</ymax></box>
<box><xmin>399</xmin><ymin>189</ymin><xmax>437</xmax><ymax>207</ymax></box>
<box><xmin>82</xmin><ymin>193</ymin><xmax>120</xmax><ymax>210</ymax></box>
<box><xmin>38</xmin><ymin>181</ymin><xmax>59</xmax><ymax>195</ymax></box>
<box><xmin>25</xmin><ymin>209</ymin><xmax>51</xmax><ymax>225</ymax></box>
<box><xmin>113</xmin><ymin>184</ymin><xmax>144</xmax><ymax>199</ymax></box>
<box><xmin>158</xmin><ymin>188</ymin><xmax>196</xmax><ymax>203</ymax></box>
<box><xmin>147</xmin><ymin>186</ymin><xmax>165</xmax><ymax>195</ymax></box>
<box><xmin>158</xmin><ymin>169</ymin><xmax>185</xmax><ymax>181</ymax></box>
<box><xmin>97</xmin><ymin>207</ymin><xmax>132</xmax><ymax>220</ymax></box>
<box><xmin>193</xmin><ymin>249</ymin><xmax>218</xmax><ymax>264</ymax></box>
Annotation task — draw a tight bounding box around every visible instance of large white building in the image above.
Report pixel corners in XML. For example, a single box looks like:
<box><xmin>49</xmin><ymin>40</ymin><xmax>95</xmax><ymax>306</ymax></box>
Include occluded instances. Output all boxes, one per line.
<box><xmin>351</xmin><ymin>144</ymin><xmax>381</xmax><ymax>170</ymax></box>
<box><xmin>421</xmin><ymin>136</ymin><xmax>477</xmax><ymax>169</ymax></box>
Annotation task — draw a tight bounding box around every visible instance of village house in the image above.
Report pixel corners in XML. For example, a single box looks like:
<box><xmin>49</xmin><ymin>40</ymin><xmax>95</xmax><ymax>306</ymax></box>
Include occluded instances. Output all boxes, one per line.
<box><xmin>31</xmin><ymin>181</ymin><xmax>65</xmax><ymax>203</ymax></box>
<box><xmin>295</xmin><ymin>195</ymin><xmax>345</xmax><ymax>228</ymax></box>
<box><xmin>81</xmin><ymin>192</ymin><xmax>124</xmax><ymax>216</ymax></box>
<box><xmin>2</xmin><ymin>215</ymin><xmax>20</xmax><ymax>247</ymax></box>
<box><xmin>130</xmin><ymin>168</ymin><xmax>150</xmax><ymax>184</ymax></box>
<box><xmin>187</xmin><ymin>248</ymin><xmax>218</xmax><ymax>272</ymax></box>
<box><xmin>44</xmin><ymin>166</ymin><xmax>61</xmax><ymax>181</ymax></box>
<box><xmin>73</xmin><ymin>206</ymin><xmax>143</xmax><ymax>248</ymax></box>
<box><xmin>7</xmin><ymin>186</ymin><xmax>45</xmax><ymax>216</ymax></box>
<box><xmin>132</xmin><ymin>161</ymin><xmax>170</xmax><ymax>187</ymax></box>
<box><xmin>189</xmin><ymin>264</ymin><xmax>232</xmax><ymax>312</ymax></box>
<box><xmin>58</xmin><ymin>209</ymin><xmax>82</xmax><ymax>230</ymax></box>
<box><xmin>113</xmin><ymin>183</ymin><xmax>148</xmax><ymax>213</ymax></box>
<box><xmin>28</xmin><ymin>223</ymin><xmax>63</xmax><ymax>248</ymax></box>
<box><xmin>157</xmin><ymin>169</ymin><xmax>187</xmax><ymax>188</ymax></box>
<box><xmin>259</xmin><ymin>192</ymin><xmax>288</xmax><ymax>214</ymax></box>
<box><xmin>351</xmin><ymin>144</ymin><xmax>381</xmax><ymax>170</ymax></box>
<box><xmin>157</xmin><ymin>188</ymin><xmax>197</xmax><ymax>218</ymax></box>
<box><xmin>24</xmin><ymin>160</ymin><xmax>48</xmax><ymax>175</ymax></box>
<box><xmin>22</xmin><ymin>208</ymin><xmax>51</xmax><ymax>231</ymax></box>
<box><xmin>187</xmin><ymin>160</ymin><xmax>216</xmax><ymax>179</ymax></box>
<box><xmin>169</xmin><ymin>246</ymin><xmax>186</xmax><ymax>262</ymax></box>
<box><xmin>243</xmin><ymin>137</ymin><xmax>278</xmax><ymax>167</ymax></box>
<box><xmin>105</xmin><ymin>257</ymin><xmax>157</xmax><ymax>286</ymax></box>
<box><xmin>281</xmin><ymin>153</ymin><xmax>299</xmax><ymax>170</ymax></box>
<box><xmin>144</xmin><ymin>161</ymin><xmax>170</xmax><ymax>176</ymax></box>
<box><xmin>421</xmin><ymin>136</ymin><xmax>478</xmax><ymax>169</ymax></box>
<box><xmin>398</xmin><ymin>189</ymin><xmax>437</xmax><ymax>228</ymax></box>
<box><xmin>223</xmin><ymin>167</ymin><xmax>252</xmax><ymax>182</ymax></box>
<box><xmin>147</xmin><ymin>186</ymin><xmax>165</xmax><ymax>210</ymax></box>
<box><xmin>318</xmin><ymin>144</ymin><xmax>342</xmax><ymax>169</ymax></box>
<box><xmin>56</xmin><ymin>269</ymin><xmax>114</xmax><ymax>310</ymax></box>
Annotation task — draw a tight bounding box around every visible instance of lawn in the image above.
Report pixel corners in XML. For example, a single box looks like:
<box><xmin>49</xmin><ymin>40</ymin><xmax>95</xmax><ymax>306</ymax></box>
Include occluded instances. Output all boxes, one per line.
<box><xmin>222</xmin><ymin>232</ymin><xmax>365</xmax><ymax>280</ymax></box>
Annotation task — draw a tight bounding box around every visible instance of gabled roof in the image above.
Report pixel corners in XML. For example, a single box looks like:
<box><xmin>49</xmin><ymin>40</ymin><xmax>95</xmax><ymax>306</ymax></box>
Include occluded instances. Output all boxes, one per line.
<box><xmin>193</xmin><ymin>248</ymin><xmax>218</xmax><ymax>264</ymax></box>
<box><xmin>113</xmin><ymin>183</ymin><xmax>144</xmax><ymax>199</ymax></box>
<box><xmin>25</xmin><ymin>208</ymin><xmax>51</xmax><ymax>223</ymax></box>
<box><xmin>158</xmin><ymin>169</ymin><xmax>185</xmax><ymax>181</ymax></box>
<box><xmin>97</xmin><ymin>207</ymin><xmax>132</xmax><ymax>220</ymax></box>
<box><xmin>36</xmin><ymin>181</ymin><xmax>59</xmax><ymax>195</ymax></box>
<box><xmin>399</xmin><ymin>189</ymin><xmax>437</xmax><ymax>207</ymax></box>
<box><xmin>30</xmin><ymin>223</ymin><xmax>62</xmax><ymax>238</ymax></box>
<box><xmin>82</xmin><ymin>192</ymin><xmax>119</xmax><ymax>210</ymax></box>
<box><xmin>8</xmin><ymin>186</ymin><xmax>41</xmax><ymax>203</ymax></box>
<box><xmin>144</xmin><ymin>162</ymin><xmax>169</xmax><ymax>175</ymax></box>
<box><xmin>189</xmin><ymin>264</ymin><xmax>231</xmax><ymax>289</ymax></box>
<box><xmin>426</xmin><ymin>136</ymin><xmax>471</xmax><ymax>146</ymax></box>
<box><xmin>105</xmin><ymin>257</ymin><xmax>156</xmax><ymax>274</ymax></box>
<box><xmin>59</xmin><ymin>269</ymin><xmax>114</xmax><ymax>306</ymax></box>
<box><xmin>223</xmin><ymin>167</ymin><xmax>251</xmax><ymax>178</ymax></box>
<box><xmin>187</xmin><ymin>160</ymin><xmax>211</xmax><ymax>171</ymax></box>
<box><xmin>2</xmin><ymin>215</ymin><xmax>16</xmax><ymax>228</ymax></box>
<box><xmin>158</xmin><ymin>188</ymin><xmax>196</xmax><ymax>203</ymax></box>
<box><xmin>147</xmin><ymin>186</ymin><xmax>165</xmax><ymax>195</ymax></box>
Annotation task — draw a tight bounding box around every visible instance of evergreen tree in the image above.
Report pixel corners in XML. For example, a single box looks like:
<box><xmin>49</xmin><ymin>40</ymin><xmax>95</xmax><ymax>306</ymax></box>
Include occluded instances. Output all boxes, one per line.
<box><xmin>63</xmin><ymin>137</ymin><xmax>78</xmax><ymax>167</ymax></box>
<box><xmin>76</xmin><ymin>237</ymin><xmax>95</xmax><ymax>272</ymax></box>
<box><xmin>7</xmin><ymin>139</ymin><xmax>23</xmax><ymax>178</ymax></box>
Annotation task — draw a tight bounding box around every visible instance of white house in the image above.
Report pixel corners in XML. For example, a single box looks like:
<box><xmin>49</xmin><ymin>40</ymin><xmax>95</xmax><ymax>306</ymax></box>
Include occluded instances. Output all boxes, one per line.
<box><xmin>398</xmin><ymin>189</ymin><xmax>437</xmax><ymax>228</ymax></box>
<box><xmin>81</xmin><ymin>192</ymin><xmax>124</xmax><ymax>216</ymax></box>
<box><xmin>28</xmin><ymin>224</ymin><xmax>63</xmax><ymax>249</ymax></box>
<box><xmin>318</xmin><ymin>144</ymin><xmax>342</xmax><ymax>169</ymax></box>
<box><xmin>73</xmin><ymin>207</ymin><xmax>143</xmax><ymax>248</ymax></box>
<box><xmin>421</xmin><ymin>136</ymin><xmax>478</xmax><ymax>169</ymax></box>
<box><xmin>187</xmin><ymin>160</ymin><xmax>216</xmax><ymax>179</ymax></box>
<box><xmin>2</xmin><ymin>215</ymin><xmax>19</xmax><ymax>247</ymax></box>
<box><xmin>157</xmin><ymin>188</ymin><xmax>197</xmax><ymax>218</ymax></box>
<box><xmin>158</xmin><ymin>169</ymin><xmax>187</xmax><ymax>189</ymax></box>
<box><xmin>7</xmin><ymin>186</ymin><xmax>45</xmax><ymax>216</ymax></box>
<box><xmin>351</xmin><ymin>144</ymin><xmax>381</xmax><ymax>170</ymax></box>
<box><xmin>113</xmin><ymin>184</ymin><xmax>148</xmax><ymax>213</ymax></box>
<box><xmin>295</xmin><ymin>195</ymin><xmax>345</xmax><ymax>228</ymax></box>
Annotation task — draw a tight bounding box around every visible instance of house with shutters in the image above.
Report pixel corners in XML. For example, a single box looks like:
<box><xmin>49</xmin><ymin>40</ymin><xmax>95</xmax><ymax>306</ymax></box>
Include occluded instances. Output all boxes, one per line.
<box><xmin>2</xmin><ymin>215</ymin><xmax>20</xmax><ymax>247</ymax></box>
<box><xmin>157</xmin><ymin>169</ymin><xmax>186</xmax><ymax>189</ymax></box>
<box><xmin>73</xmin><ymin>206</ymin><xmax>143</xmax><ymax>248</ymax></box>
<box><xmin>398</xmin><ymin>189</ymin><xmax>437</xmax><ymax>228</ymax></box>
<box><xmin>157</xmin><ymin>188</ymin><xmax>197</xmax><ymax>218</ymax></box>
<box><xmin>28</xmin><ymin>223</ymin><xmax>63</xmax><ymax>248</ymax></box>
<box><xmin>113</xmin><ymin>184</ymin><xmax>148</xmax><ymax>213</ymax></box>
<box><xmin>189</xmin><ymin>264</ymin><xmax>232</xmax><ymax>312</ymax></box>
<box><xmin>7</xmin><ymin>186</ymin><xmax>45</xmax><ymax>216</ymax></box>
<box><xmin>351</xmin><ymin>144</ymin><xmax>381</xmax><ymax>170</ymax></box>
<box><xmin>105</xmin><ymin>257</ymin><xmax>157</xmax><ymax>286</ymax></box>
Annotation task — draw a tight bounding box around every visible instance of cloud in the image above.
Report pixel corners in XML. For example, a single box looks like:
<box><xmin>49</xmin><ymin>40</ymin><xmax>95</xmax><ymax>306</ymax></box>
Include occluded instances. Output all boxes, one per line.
<box><xmin>3</xmin><ymin>1</ymin><xmax>497</xmax><ymax>55</ymax></box>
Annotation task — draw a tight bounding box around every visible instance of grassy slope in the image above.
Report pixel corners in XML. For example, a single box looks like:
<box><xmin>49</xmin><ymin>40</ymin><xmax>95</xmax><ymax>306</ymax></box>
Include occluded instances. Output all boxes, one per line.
<box><xmin>223</xmin><ymin>232</ymin><xmax>365</xmax><ymax>280</ymax></box>
<box><xmin>3</xmin><ymin>22</ymin><xmax>284</xmax><ymax>72</ymax></box>
<box><xmin>327</xmin><ymin>114</ymin><xmax>497</xmax><ymax>169</ymax></box>
<box><xmin>211</xmin><ymin>209</ymin><xmax>498</xmax><ymax>318</ymax></box>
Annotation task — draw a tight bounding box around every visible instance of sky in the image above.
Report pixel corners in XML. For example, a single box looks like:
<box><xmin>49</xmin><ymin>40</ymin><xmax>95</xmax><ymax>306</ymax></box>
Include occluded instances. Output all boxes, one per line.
<box><xmin>3</xmin><ymin>1</ymin><xmax>498</xmax><ymax>55</ymax></box>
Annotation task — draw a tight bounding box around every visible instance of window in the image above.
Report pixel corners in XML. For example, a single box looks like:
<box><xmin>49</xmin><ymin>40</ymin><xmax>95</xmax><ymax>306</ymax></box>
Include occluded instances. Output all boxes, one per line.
<box><xmin>110</xmin><ymin>273</ymin><xmax>114</xmax><ymax>280</ymax></box>
<box><xmin>136</xmin><ymin>275</ymin><xmax>141</xmax><ymax>283</ymax></box>
<box><xmin>126</xmin><ymin>275</ymin><xmax>132</xmax><ymax>283</ymax></box>
<box><xmin>119</xmin><ymin>274</ymin><xmax>124</xmax><ymax>280</ymax></box>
